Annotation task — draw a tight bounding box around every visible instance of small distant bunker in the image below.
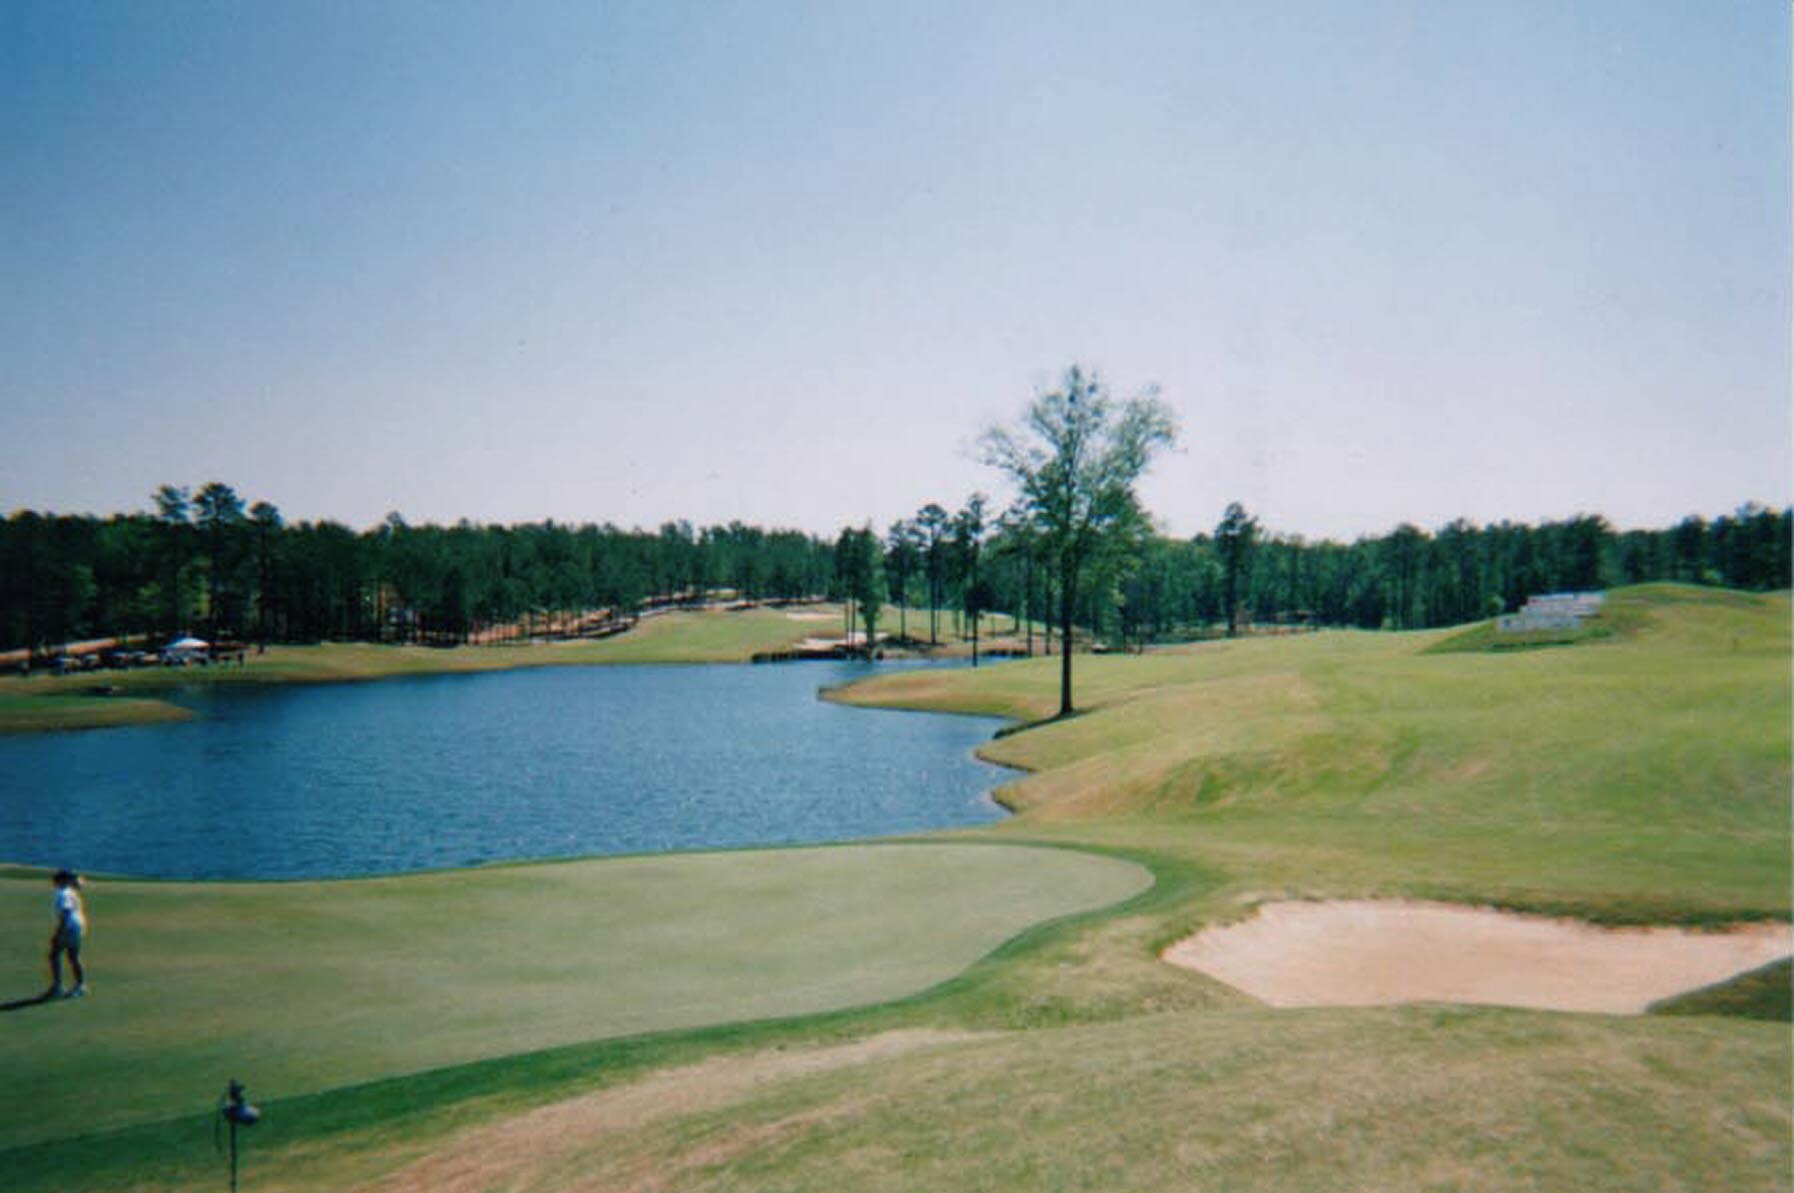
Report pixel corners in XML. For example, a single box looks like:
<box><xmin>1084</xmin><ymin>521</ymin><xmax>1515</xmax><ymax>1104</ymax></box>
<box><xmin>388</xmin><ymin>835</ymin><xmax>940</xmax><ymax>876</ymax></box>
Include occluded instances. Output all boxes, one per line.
<box><xmin>1163</xmin><ymin>900</ymin><xmax>1792</xmax><ymax>1014</ymax></box>
<box><xmin>1496</xmin><ymin>591</ymin><xmax>1604</xmax><ymax>634</ymax></box>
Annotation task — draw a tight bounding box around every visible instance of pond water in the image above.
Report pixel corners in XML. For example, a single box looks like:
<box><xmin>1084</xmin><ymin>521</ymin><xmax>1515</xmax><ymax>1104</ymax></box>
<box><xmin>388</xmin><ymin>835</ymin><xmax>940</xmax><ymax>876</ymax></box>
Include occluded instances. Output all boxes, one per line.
<box><xmin>0</xmin><ymin>662</ymin><xmax>1010</xmax><ymax>879</ymax></box>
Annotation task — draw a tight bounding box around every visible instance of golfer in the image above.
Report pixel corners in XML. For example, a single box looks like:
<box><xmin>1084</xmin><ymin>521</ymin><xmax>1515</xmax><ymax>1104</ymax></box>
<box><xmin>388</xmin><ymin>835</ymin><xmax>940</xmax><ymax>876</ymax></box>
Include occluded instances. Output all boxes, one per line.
<box><xmin>47</xmin><ymin>869</ymin><xmax>86</xmax><ymax>999</ymax></box>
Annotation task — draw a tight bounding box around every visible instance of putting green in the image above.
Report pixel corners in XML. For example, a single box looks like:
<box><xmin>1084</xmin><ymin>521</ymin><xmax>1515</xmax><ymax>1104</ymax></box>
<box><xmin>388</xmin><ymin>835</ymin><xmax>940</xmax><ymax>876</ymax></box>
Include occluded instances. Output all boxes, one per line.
<box><xmin>0</xmin><ymin>843</ymin><xmax>1147</xmax><ymax>1150</ymax></box>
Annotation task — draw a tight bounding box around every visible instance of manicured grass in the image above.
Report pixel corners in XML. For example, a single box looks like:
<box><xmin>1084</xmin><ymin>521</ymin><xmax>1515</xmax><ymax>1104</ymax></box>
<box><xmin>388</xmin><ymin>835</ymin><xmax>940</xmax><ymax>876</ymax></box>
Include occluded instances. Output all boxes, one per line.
<box><xmin>5</xmin><ymin>583</ymin><xmax>1786</xmax><ymax>1192</ymax></box>
<box><xmin>568</xmin><ymin>605</ymin><xmax>856</xmax><ymax>663</ymax></box>
<box><xmin>0</xmin><ymin>844</ymin><xmax>1148</xmax><ymax>1152</ymax></box>
<box><xmin>840</xmin><ymin>584</ymin><xmax>1791</xmax><ymax>921</ymax></box>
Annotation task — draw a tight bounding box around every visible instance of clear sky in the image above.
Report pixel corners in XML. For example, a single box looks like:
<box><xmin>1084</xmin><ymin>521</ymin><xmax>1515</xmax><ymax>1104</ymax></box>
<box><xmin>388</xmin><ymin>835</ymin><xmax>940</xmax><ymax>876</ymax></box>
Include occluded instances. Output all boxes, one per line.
<box><xmin>3</xmin><ymin>1</ymin><xmax>1788</xmax><ymax>541</ymax></box>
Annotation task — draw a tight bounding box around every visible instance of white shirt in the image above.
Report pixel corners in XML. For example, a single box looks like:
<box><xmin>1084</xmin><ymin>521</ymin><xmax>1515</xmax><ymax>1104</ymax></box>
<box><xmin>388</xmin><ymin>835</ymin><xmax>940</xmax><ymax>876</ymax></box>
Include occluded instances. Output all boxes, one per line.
<box><xmin>53</xmin><ymin>886</ymin><xmax>84</xmax><ymax>932</ymax></box>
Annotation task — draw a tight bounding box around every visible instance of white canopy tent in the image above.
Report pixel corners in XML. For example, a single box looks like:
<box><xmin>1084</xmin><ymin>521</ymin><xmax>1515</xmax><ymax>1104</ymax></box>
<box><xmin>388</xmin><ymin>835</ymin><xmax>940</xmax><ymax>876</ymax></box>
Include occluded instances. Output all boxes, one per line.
<box><xmin>161</xmin><ymin>636</ymin><xmax>209</xmax><ymax>662</ymax></box>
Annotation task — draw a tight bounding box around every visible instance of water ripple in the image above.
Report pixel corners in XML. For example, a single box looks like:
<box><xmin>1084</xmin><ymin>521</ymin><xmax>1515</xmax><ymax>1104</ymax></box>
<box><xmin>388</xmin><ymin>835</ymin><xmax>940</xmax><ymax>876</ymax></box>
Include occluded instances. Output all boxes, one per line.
<box><xmin>0</xmin><ymin>662</ymin><xmax>1008</xmax><ymax>879</ymax></box>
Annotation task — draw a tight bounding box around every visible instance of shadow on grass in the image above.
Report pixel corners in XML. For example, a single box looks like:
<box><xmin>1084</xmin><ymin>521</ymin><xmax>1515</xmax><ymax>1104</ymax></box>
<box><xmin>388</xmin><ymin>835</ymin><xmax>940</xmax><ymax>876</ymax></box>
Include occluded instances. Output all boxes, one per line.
<box><xmin>1</xmin><ymin>989</ymin><xmax>60</xmax><ymax>1013</ymax></box>
<box><xmin>992</xmin><ymin>708</ymin><xmax>1087</xmax><ymax>740</ymax></box>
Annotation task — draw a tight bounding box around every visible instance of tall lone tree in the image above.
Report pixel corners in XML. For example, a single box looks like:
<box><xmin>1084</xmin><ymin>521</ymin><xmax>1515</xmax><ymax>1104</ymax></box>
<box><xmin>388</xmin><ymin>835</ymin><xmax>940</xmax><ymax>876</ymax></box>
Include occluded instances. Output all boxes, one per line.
<box><xmin>982</xmin><ymin>365</ymin><xmax>1176</xmax><ymax>717</ymax></box>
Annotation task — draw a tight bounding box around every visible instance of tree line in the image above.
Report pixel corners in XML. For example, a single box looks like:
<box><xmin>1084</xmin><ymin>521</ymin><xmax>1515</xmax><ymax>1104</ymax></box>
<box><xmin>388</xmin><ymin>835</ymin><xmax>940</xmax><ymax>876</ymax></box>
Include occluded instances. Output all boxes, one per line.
<box><xmin>2</xmin><ymin>483</ymin><xmax>1787</xmax><ymax>657</ymax></box>
<box><xmin>0</xmin><ymin>484</ymin><xmax>836</xmax><ymax>651</ymax></box>
<box><xmin>1115</xmin><ymin>503</ymin><xmax>1790</xmax><ymax>644</ymax></box>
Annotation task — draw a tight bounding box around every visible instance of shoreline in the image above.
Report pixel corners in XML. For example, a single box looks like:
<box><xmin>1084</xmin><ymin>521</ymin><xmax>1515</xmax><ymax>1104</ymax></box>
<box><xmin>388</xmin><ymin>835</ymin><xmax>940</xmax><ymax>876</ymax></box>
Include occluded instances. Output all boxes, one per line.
<box><xmin>1</xmin><ymin>655</ymin><xmax>1021</xmax><ymax>882</ymax></box>
<box><xmin>0</xmin><ymin>605</ymin><xmax>1033</xmax><ymax>734</ymax></box>
<box><xmin>0</xmin><ymin>833</ymin><xmax>1103</xmax><ymax>889</ymax></box>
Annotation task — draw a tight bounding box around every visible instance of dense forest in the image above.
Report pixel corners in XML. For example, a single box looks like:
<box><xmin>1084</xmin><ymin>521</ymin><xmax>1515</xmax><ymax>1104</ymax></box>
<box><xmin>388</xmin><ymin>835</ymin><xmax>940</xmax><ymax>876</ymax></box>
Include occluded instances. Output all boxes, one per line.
<box><xmin>1</xmin><ymin>481</ymin><xmax>1787</xmax><ymax>655</ymax></box>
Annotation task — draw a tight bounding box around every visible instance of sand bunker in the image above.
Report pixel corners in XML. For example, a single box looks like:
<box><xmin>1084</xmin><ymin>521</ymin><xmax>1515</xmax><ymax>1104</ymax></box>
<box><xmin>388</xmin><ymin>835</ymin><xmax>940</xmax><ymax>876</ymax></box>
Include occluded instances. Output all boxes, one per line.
<box><xmin>1163</xmin><ymin>900</ymin><xmax>1791</xmax><ymax>1014</ymax></box>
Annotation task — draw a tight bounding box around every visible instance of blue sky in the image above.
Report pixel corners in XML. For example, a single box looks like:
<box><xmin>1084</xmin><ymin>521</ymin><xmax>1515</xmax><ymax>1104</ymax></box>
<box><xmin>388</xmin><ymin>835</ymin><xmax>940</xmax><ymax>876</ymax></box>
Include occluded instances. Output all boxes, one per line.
<box><xmin>3</xmin><ymin>1</ymin><xmax>1787</xmax><ymax>540</ymax></box>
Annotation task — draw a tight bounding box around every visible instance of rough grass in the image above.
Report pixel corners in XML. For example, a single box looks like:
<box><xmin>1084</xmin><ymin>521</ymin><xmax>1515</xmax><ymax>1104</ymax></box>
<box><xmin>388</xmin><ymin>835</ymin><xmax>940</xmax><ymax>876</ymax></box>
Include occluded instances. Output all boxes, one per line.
<box><xmin>339</xmin><ymin>1010</ymin><xmax>1790</xmax><ymax>1193</ymax></box>
<box><xmin>1652</xmin><ymin>958</ymin><xmax>1792</xmax><ymax>1023</ymax></box>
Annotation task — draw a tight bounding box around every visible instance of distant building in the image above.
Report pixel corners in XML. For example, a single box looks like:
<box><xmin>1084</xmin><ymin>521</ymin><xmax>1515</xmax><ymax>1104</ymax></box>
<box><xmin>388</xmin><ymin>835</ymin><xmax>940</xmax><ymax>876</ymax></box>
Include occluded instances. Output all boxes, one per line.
<box><xmin>1496</xmin><ymin>592</ymin><xmax>1604</xmax><ymax>634</ymax></box>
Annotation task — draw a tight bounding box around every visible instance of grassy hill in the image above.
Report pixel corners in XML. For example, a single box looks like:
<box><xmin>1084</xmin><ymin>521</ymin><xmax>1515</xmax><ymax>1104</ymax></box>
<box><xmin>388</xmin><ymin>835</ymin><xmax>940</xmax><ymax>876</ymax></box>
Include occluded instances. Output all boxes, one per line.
<box><xmin>835</xmin><ymin>584</ymin><xmax>1790</xmax><ymax>923</ymax></box>
<box><xmin>2</xmin><ymin>584</ymin><xmax>1786</xmax><ymax>1191</ymax></box>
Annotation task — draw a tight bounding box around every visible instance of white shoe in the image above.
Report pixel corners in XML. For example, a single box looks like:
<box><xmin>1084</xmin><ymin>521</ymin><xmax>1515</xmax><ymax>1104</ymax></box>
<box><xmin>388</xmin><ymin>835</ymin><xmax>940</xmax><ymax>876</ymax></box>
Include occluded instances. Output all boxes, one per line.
<box><xmin>65</xmin><ymin>985</ymin><xmax>85</xmax><ymax>999</ymax></box>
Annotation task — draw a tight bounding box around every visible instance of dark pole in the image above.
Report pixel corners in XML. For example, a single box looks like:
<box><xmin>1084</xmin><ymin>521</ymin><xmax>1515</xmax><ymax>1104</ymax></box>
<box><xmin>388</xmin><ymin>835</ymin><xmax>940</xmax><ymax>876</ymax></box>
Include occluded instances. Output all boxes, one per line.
<box><xmin>220</xmin><ymin>1077</ymin><xmax>258</xmax><ymax>1192</ymax></box>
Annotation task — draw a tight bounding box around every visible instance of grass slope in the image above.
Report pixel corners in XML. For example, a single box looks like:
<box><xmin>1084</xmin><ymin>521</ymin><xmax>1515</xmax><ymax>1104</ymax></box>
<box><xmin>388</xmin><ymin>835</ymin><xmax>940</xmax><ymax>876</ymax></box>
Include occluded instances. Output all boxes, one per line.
<box><xmin>362</xmin><ymin>1009</ymin><xmax>1788</xmax><ymax>1193</ymax></box>
<box><xmin>837</xmin><ymin>584</ymin><xmax>1791</xmax><ymax>922</ymax></box>
<box><xmin>1652</xmin><ymin>957</ymin><xmax>1792</xmax><ymax>1023</ymax></box>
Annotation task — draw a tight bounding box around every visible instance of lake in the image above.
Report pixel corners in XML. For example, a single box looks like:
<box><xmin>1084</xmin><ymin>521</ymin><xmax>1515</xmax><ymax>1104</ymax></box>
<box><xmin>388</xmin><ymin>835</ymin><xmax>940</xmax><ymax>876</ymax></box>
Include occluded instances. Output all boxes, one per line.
<box><xmin>0</xmin><ymin>662</ymin><xmax>1010</xmax><ymax>879</ymax></box>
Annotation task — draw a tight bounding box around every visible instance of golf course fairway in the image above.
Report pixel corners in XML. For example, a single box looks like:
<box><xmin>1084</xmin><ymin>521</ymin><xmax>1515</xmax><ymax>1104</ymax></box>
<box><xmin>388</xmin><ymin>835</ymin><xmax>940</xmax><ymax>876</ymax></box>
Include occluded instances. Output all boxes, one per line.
<box><xmin>1</xmin><ymin>584</ymin><xmax>1786</xmax><ymax>1192</ymax></box>
<box><xmin>0</xmin><ymin>844</ymin><xmax>1149</xmax><ymax>1150</ymax></box>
